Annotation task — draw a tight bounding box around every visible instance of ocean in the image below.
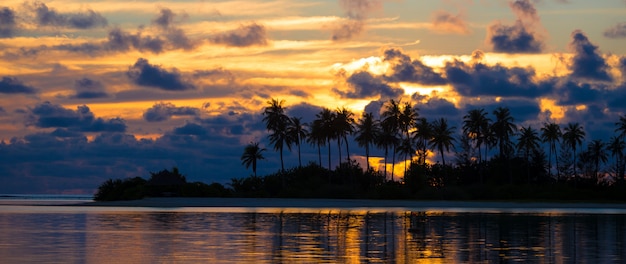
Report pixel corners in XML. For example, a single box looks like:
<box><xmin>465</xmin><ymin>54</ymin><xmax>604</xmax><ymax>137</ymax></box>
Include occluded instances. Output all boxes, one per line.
<box><xmin>1</xmin><ymin>195</ymin><xmax>625</xmax><ymax>263</ymax></box>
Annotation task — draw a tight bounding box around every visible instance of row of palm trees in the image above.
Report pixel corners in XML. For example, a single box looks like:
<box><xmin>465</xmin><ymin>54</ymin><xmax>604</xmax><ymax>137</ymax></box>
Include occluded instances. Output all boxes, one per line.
<box><xmin>241</xmin><ymin>98</ymin><xmax>626</xmax><ymax>185</ymax></box>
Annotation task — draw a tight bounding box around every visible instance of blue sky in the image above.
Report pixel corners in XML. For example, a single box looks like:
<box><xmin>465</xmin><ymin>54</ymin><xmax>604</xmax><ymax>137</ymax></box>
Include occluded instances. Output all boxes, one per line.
<box><xmin>0</xmin><ymin>0</ymin><xmax>625</xmax><ymax>194</ymax></box>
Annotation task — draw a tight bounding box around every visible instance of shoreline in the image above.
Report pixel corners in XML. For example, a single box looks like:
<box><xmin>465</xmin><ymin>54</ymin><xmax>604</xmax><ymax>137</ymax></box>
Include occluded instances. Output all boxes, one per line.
<box><xmin>72</xmin><ymin>197</ymin><xmax>626</xmax><ymax>213</ymax></box>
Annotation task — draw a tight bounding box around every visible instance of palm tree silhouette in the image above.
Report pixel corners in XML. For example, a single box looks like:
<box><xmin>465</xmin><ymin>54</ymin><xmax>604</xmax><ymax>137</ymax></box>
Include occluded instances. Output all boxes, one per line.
<box><xmin>616</xmin><ymin>115</ymin><xmax>626</xmax><ymax>139</ymax></box>
<box><xmin>381</xmin><ymin>99</ymin><xmax>402</xmax><ymax>180</ymax></box>
<box><xmin>263</xmin><ymin>99</ymin><xmax>290</xmax><ymax>172</ymax></box>
<box><xmin>335</xmin><ymin>107</ymin><xmax>356</xmax><ymax>163</ymax></box>
<box><xmin>376</xmin><ymin>123</ymin><xmax>399</xmax><ymax>180</ymax></box>
<box><xmin>517</xmin><ymin>126</ymin><xmax>540</xmax><ymax>183</ymax></box>
<box><xmin>412</xmin><ymin>117</ymin><xmax>432</xmax><ymax>165</ymax></box>
<box><xmin>587</xmin><ymin>139</ymin><xmax>607</xmax><ymax>184</ymax></box>
<box><xmin>241</xmin><ymin>142</ymin><xmax>266</xmax><ymax>177</ymax></box>
<box><xmin>355</xmin><ymin>112</ymin><xmax>380</xmax><ymax>170</ymax></box>
<box><xmin>608</xmin><ymin>136</ymin><xmax>625</xmax><ymax>183</ymax></box>
<box><xmin>315</xmin><ymin>108</ymin><xmax>336</xmax><ymax>171</ymax></box>
<box><xmin>397</xmin><ymin>137</ymin><xmax>416</xmax><ymax>177</ymax></box>
<box><xmin>430</xmin><ymin>118</ymin><xmax>456</xmax><ymax>167</ymax></box>
<box><xmin>541</xmin><ymin>122</ymin><xmax>562</xmax><ymax>180</ymax></box>
<box><xmin>286</xmin><ymin>116</ymin><xmax>308</xmax><ymax>167</ymax></box>
<box><xmin>563</xmin><ymin>122</ymin><xmax>585</xmax><ymax>184</ymax></box>
<box><xmin>307</xmin><ymin>118</ymin><xmax>326</xmax><ymax>167</ymax></box>
<box><xmin>463</xmin><ymin>108</ymin><xmax>490</xmax><ymax>163</ymax></box>
<box><xmin>492</xmin><ymin>107</ymin><xmax>517</xmax><ymax>183</ymax></box>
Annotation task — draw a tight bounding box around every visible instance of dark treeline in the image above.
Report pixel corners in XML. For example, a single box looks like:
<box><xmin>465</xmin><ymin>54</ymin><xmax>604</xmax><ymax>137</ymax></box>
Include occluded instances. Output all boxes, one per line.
<box><xmin>95</xmin><ymin>98</ymin><xmax>626</xmax><ymax>201</ymax></box>
<box><xmin>234</xmin><ymin>98</ymin><xmax>626</xmax><ymax>201</ymax></box>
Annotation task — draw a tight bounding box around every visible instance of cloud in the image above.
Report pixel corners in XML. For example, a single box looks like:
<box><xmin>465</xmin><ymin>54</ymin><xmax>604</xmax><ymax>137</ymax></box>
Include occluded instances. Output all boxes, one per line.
<box><xmin>554</xmin><ymin>81</ymin><xmax>605</xmax><ymax>105</ymax></box>
<box><xmin>0</xmin><ymin>7</ymin><xmax>17</xmax><ymax>37</ymax></box>
<box><xmin>210</xmin><ymin>23</ymin><xmax>268</xmax><ymax>47</ymax></box>
<box><xmin>127</xmin><ymin>58</ymin><xmax>195</xmax><ymax>91</ymax></box>
<box><xmin>331</xmin><ymin>0</ymin><xmax>382</xmax><ymax>41</ymax></box>
<box><xmin>444</xmin><ymin>60</ymin><xmax>551</xmax><ymax>98</ymax></box>
<box><xmin>29</xmin><ymin>1</ymin><xmax>108</xmax><ymax>29</ymax></box>
<box><xmin>431</xmin><ymin>10</ymin><xmax>470</xmax><ymax>35</ymax></box>
<box><xmin>143</xmin><ymin>102</ymin><xmax>200</xmax><ymax>122</ymax></box>
<box><xmin>335</xmin><ymin>70</ymin><xmax>404</xmax><ymax>99</ymax></box>
<box><xmin>486</xmin><ymin>0</ymin><xmax>544</xmax><ymax>53</ymax></box>
<box><xmin>382</xmin><ymin>48</ymin><xmax>447</xmax><ymax>85</ymax></box>
<box><xmin>28</xmin><ymin>102</ymin><xmax>126</xmax><ymax>132</ymax></box>
<box><xmin>568</xmin><ymin>30</ymin><xmax>612</xmax><ymax>82</ymax></box>
<box><xmin>152</xmin><ymin>8</ymin><xmax>195</xmax><ymax>50</ymax></box>
<box><xmin>0</xmin><ymin>77</ymin><xmax>37</xmax><ymax>94</ymax></box>
<box><xmin>418</xmin><ymin>97</ymin><xmax>460</xmax><ymax>119</ymax></box>
<box><xmin>72</xmin><ymin>78</ymin><xmax>108</xmax><ymax>99</ymax></box>
<box><xmin>603</xmin><ymin>22</ymin><xmax>626</xmax><ymax>39</ymax></box>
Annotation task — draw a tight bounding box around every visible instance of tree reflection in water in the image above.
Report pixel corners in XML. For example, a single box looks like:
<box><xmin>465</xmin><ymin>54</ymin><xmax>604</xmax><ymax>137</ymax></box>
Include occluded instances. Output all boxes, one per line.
<box><xmin>1</xmin><ymin>210</ymin><xmax>625</xmax><ymax>263</ymax></box>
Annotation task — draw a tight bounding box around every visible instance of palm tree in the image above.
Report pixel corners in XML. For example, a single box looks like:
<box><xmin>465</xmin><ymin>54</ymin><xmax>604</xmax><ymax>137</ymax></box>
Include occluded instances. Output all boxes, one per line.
<box><xmin>241</xmin><ymin>142</ymin><xmax>266</xmax><ymax>177</ymax></box>
<box><xmin>608</xmin><ymin>136</ymin><xmax>625</xmax><ymax>183</ymax></box>
<box><xmin>517</xmin><ymin>126</ymin><xmax>540</xmax><ymax>183</ymax></box>
<box><xmin>412</xmin><ymin>117</ymin><xmax>432</xmax><ymax>165</ymax></box>
<box><xmin>355</xmin><ymin>112</ymin><xmax>380</xmax><ymax>170</ymax></box>
<box><xmin>616</xmin><ymin>115</ymin><xmax>626</xmax><ymax>139</ymax></box>
<box><xmin>397</xmin><ymin>137</ymin><xmax>416</xmax><ymax>176</ymax></box>
<box><xmin>381</xmin><ymin>99</ymin><xmax>402</xmax><ymax>179</ymax></box>
<box><xmin>376</xmin><ymin>124</ymin><xmax>399</xmax><ymax>180</ymax></box>
<box><xmin>541</xmin><ymin>122</ymin><xmax>562</xmax><ymax>180</ymax></box>
<box><xmin>315</xmin><ymin>108</ymin><xmax>336</xmax><ymax>171</ymax></box>
<box><xmin>429</xmin><ymin>118</ymin><xmax>456</xmax><ymax>167</ymax></box>
<box><xmin>307</xmin><ymin>118</ymin><xmax>326</xmax><ymax>167</ymax></box>
<box><xmin>286</xmin><ymin>116</ymin><xmax>308</xmax><ymax>167</ymax></box>
<box><xmin>462</xmin><ymin>109</ymin><xmax>490</xmax><ymax>163</ymax></box>
<box><xmin>587</xmin><ymin>139</ymin><xmax>607</xmax><ymax>184</ymax></box>
<box><xmin>491</xmin><ymin>107</ymin><xmax>517</xmax><ymax>159</ymax></box>
<box><xmin>562</xmin><ymin>122</ymin><xmax>586</xmax><ymax>183</ymax></box>
<box><xmin>335</xmin><ymin>107</ymin><xmax>355</xmax><ymax>163</ymax></box>
<box><xmin>399</xmin><ymin>101</ymin><xmax>418</xmax><ymax>142</ymax></box>
<box><xmin>262</xmin><ymin>99</ymin><xmax>290</xmax><ymax>172</ymax></box>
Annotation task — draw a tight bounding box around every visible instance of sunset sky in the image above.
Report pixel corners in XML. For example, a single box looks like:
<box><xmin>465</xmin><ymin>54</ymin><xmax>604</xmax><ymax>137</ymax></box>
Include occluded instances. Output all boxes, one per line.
<box><xmin>1</xmin><ymin>0</ymin><xmax>625</xmax><ymax>194</ymax></box>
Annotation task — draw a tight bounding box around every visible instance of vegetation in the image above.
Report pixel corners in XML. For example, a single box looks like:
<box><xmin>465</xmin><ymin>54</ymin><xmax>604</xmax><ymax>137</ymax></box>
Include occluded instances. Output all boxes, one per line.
<box><xmin>95</xmin><ymin>98</ymin><xmax>626</xmax><ymax>202</ymax></box>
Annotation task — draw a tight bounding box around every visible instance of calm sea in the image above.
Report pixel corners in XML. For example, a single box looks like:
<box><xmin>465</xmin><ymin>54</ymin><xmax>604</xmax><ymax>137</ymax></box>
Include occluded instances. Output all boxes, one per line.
<box><xmin>1</xmin><ymin>195</ymin><xmax>625</xmax><ymax>263</ymax></box>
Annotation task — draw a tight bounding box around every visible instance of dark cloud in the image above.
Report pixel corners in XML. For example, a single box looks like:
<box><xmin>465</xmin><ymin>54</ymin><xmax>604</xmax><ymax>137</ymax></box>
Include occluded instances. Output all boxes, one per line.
<box><xmin>54</xmin><ymin>27</ymin><xmax>165</xmax><ymax>55</ymax></box>
<box><xmin>0</xmin><ymin>7</ymin><xmax>17</xmax><ymax>37</ymax></box>
<box><xmin>335</xmin><ymin>70</ymin><xmax>404</xmax><ymax>99</ymax></box>
<box><xmin>143</xmin><ymin>102</ymin><xmax>200</xmax><ymax>122</ymax></box>
<box><xmin>603</xmin><ymin>22</ymin><xmax>626</xmax><ymax>39</ymax></box>
<box><xmin>331</xmin><ymin>0</ymin><xmax>382</xmax><ymax>41</ymax></box>
<box><xmin>193</xmin><ymin>68</ymin><xmax>235</xmax><ymax>82</ymax></box>
<box><xmin>211</xmin><ymin>23</ymin><xmax>268</xmax><ymax>47</ymax></box>
<box><xmin>487</xmin><ymin>0</ymin><xmax>544</xmax><ymax>53</ymax></box>
<box><xmin>554</xmin><ymin>81</ymin><xmax>605</xmax><ymax>106</ymax></box>
<box><xmin>444</xmin><ymin>60</ymin><xmax>551</xmax><ymax>98</ymax></box>
<box><xmin>286</xmin><ymin>103</ymin><xmax>323</xmax><ymax>123</ymax></box>
<box><xmin>152</xmin><ymin>8</ymin><xmax>194</xmax><ymax>50</ymax></box>
<box><xmin>173</xmin><ymin>122</ymin><xmax>208</xmax><ymax>136</ymax></box>
<box><xmin>72</xmin><ymin>78</ymin><xmax>108</xmax><ymax>99</ymax></box>
<box><xmin>127</xmin><ymin>58</ymin><xmax>195</xmax><ymax>91</ymax></box>
<box><xmin>382</xmin><ymin>48</ymin><xmax>447</xmax><ymax>86</ymax></box>
<box><xmin>431</xmin><ymin>10</ymin><xmax>470</xmax><ymax>35</ymax></box>
<box><xmin>29</xmin><ymin>102</ymin><xmax>126</xmax><ymax>132</ymax></box>
<box><xmin>418</xmin><ymin>97</ymin><xmax>460</xmax><ymax>119</ymax></box>
<box><xmin>30</xmin><ymin>2</ymin><xmax>108</xmax><ymax>29</ymax></box>
<box><xmin>153</xmin><ymin>8</ymin><xmax>177</xmax><ymax>28</ymax></box>
<box><xmin>0</xmin><ymin>77</ymin><xmax>37</xmax><ymax>94</ymax></box>
<box><xmin>619</xmin><ymin>57</ymin><xmax>626</xmax><ymax>78</ymax></box>
<box><xmin>568</xmin><ymin>30</ymin><xmax>612</xmax><ymax>82</ymax></box>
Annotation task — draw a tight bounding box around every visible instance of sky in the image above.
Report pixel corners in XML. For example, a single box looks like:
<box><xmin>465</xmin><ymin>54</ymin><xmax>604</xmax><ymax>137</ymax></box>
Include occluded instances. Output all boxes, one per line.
<box><xmin>0</xmin><ymin>0</ymin><xmax>625</xmax><ymax>194</ymax></box>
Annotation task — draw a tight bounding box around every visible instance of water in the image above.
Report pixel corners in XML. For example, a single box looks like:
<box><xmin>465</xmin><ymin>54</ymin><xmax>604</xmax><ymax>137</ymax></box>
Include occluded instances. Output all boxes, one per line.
<box><xmin>1</xmin><ymin>197</ymin><xmax>625</xmax><ymax>263</ymax></box>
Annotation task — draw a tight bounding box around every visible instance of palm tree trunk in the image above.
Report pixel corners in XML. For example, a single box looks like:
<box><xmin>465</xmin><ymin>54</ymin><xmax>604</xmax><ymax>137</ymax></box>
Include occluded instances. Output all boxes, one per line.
<box><xmin>365</xmin><ymin>144</ymin><xmax>370</xmax><ymax>170</ymax></box>
<box><xmin>344</xmin><ymin>136</ymin><xmax>350</xmax><ymax>162</ymax></box>
<box><xmin>297</xmin><ymin>140</ymin><xmax>302</xmax><ymax>167</ymax></box>
<box><xmin>384</xmin><ymin>147</ymin><xmax>388</xmax><ymax>179</ymax></box>
<box><xmin>337</xmin><ymin>138</ymin><xmax>342</xmax><ymax>165</ymax></box>
<box><xmin>280</xmin><ymin>146</ymin><xmax>284</xmax><ymax>172</ymax></box>
<box><xmin>391</xmin><ymin>145</ymin><xmax>396</xmax><ymax>181</ymax></box>
<box><xmin>317</xmin><ymin>145</ymin><xmax>322</xmax><ymax>167</ymax></box>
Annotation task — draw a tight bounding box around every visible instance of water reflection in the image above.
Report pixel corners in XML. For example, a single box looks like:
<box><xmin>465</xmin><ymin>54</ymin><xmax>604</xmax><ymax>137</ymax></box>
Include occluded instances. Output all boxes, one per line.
<box><xmin>1</xmin><ymin>209</ymin><xmax>625</xmax><ymax>263</ymax></box>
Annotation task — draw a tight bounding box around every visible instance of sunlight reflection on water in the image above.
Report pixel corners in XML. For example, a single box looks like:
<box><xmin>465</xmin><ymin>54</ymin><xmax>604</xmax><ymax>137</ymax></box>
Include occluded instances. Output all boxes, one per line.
<box><xmin>1</xmin><ymin>205</ymin><xmax>625</xmax><ymax>263</ymax></box>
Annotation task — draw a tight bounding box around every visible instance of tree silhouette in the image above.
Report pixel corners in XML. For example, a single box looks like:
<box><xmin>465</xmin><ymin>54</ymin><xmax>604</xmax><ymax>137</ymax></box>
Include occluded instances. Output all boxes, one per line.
<box><xmin>463</xmin><ymin>108</ymin><xmax>490</xmax><ymax>163</ymax></box>
<box><xmin>412</xmin><ymin>117</ymin><xmax>432</xmax><ymax>165</ymax></box>
<box><xmin>608</xmin><ymin>136</ymin><xmax>625</xmax><ymax>183</ymax></box>
<box><xmin>563</xmin><ymin>123</ymin><xmax>585</xmax><ymax>184</ymax></box>
<box><xmin>355</xmin><ymin>112</ymin><xmax>380</xmax><ymax>170</ymax></box>
<box><xmin>241</xmin><ymin>142</ymin><xmax>266</xmax><ymax>177</ymax></box>
<box><xmin>335</xmin><ymin>107</ymin><xmax>356</xmax><ymax>163</ymax></box>
<box><xmin>397</xmin><ymin>137</ymin><xmax>415</xmax><ymax>177</ymax></box>
<box><xmin>381</xmin><ymin>99</ymin><xmax>402</xmax><ymax>180</ymax></box>
<box><xmin>491</xmin><ymin>107</ymin><xmax>517</xmax><ymax>183</ymax></box>
<box><xmin>541</xmin><ymin>122</ymin><xmax>562</xmax><ymax>180</ymax></box>
<box><xmin>287</xmin><ymin>116</ymin><xmax>308</xmax><ymax>167</ymax></box>
<box><xmin>315</xmin><ymin>108</ymin><xmax>336</xmax><ymax>171</ymax></box>
<box><xmin>430</xmin><ymin>118</ymin><xmax>456</xmax><ymax>167</ymax></box>
<box><xmin>263</xmin><ymin>98</ymin><xmax>290</xmax><ymax>172</ymax></box>
<box><xmin>616</xmin><ymin>114</ymin><xmax>626</xmax><ymax>139</ymax></box>
<box><xmin>587</xmin><ymin>139</ymin><xmax>607</xmax><ymax>184</ymax></box>
<box><xmin>307</xmin><ymin>118</ymin><xmax>326</xmax><ymax>167</ymax></box>
<box><xmin>517</xmin><ymin>126</ymin><xmax>540</xmax><ymax>183</ymax></box>
<box><xmin>376</xmin><ymin>123</ymin><xmax>399</xmax><ymax>180</ymax></box>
